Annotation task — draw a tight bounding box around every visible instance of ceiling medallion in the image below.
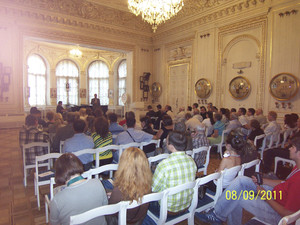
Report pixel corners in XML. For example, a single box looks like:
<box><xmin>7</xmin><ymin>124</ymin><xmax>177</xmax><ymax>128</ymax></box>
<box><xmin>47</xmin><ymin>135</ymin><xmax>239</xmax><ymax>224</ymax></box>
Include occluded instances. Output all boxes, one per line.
<box><xmin>128</xmin><ymin>0</ymin><xmax>184</xmax><ymax>32</ymax></box>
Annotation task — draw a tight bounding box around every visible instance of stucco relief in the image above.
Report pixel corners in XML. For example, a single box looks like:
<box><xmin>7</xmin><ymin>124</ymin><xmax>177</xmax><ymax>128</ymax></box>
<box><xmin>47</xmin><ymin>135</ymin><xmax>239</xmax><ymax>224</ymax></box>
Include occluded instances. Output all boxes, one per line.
<box><xmin>168</xmin><ymin>46</ymin><xmax>192</xmax><ymax>61</ymax></box>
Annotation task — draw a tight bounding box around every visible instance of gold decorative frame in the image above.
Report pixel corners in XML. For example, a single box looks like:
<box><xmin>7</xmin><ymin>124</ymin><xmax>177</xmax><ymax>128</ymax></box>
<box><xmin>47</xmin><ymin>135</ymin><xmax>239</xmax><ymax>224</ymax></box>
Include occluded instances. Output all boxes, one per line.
<box><xmin>229</xmin><ymin>76</ymin><xmax>251</xmax><ymax>100</ymax></box>
<box><xmin>194</xmin><ymin>78</ymin><xmax>212</xmax><ymax>99</ymax></box>
<box><xmin>269</xmin><ymin>73</ymin><xmax>299</xmax><ymax>101</ymax></box>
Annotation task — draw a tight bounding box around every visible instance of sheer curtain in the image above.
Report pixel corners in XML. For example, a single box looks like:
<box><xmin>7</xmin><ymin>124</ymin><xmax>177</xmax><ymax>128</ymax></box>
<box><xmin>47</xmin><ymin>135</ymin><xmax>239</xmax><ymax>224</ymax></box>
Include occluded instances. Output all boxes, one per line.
<box><xmin>88</xmin><ymin>60</ymin><xmax>109</xmax><ymax>105</ymax></box>
<box><xmin>56</xmin><ymin>60</ymin><xmax>79</xmax><ymax>105</ymax></box>
<box><xmin>118</xmin><ymin>60</ymin><xmax>127</xmax><ymax>106</ymax></box>
<box><xmin>27</xmin><ymin>54</ymin><xmax>46</xmax><ymax>106</ymax></box>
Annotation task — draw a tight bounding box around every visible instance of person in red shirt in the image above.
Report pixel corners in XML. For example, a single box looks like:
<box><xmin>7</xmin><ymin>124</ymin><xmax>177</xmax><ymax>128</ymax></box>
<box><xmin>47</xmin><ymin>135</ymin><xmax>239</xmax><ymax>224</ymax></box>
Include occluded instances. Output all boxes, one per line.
<box><xmin>196</xmin><ymin>136</ymin><xmax>300</xmax><ymax>225</ymax></box>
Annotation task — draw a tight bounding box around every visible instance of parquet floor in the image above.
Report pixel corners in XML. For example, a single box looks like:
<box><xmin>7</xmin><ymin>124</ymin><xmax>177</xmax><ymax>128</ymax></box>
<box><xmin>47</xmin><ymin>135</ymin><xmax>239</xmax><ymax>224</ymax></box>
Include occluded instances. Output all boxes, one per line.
<box><xmin>0</xmin><ymin>128</ymin><xmax>223</xmax><ymax>225</ymax></box>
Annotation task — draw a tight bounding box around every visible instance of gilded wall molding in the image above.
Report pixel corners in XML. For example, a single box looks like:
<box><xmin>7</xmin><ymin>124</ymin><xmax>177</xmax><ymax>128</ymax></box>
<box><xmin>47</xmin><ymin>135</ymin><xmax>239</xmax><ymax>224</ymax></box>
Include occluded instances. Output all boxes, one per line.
<box><xmin>1</xmin><ymin>0</ymin><xmax>150</xmax><ymax>32</ymax></box>
<box><xmin>0</xmin><ymin>5</ymin><xmax>152</xmax><ymax>46</ymax></box>
<box><xmin>216</xmin><ymin>16</ymin><xmax>267</xmax><ymax>108</ymax></box>
<box><xmin>153</xmin><ymin>0</ymin><xmax>267</xmax><ymax>41</ymax></box>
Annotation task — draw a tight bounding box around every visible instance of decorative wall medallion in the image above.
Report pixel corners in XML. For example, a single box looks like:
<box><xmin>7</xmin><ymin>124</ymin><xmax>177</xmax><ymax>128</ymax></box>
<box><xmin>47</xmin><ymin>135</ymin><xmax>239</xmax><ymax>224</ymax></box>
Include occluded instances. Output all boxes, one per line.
<box><xmin>269</xmin><ymin>73</ymin><xmax>299</xmax><ymax>101</ymax></box>
<box><xmin>150</xmin><ymin>82</ymin><xmax>162</xmax><ymax>98</ymax></box>
<box><xmin>195</xmin><ymin>78</ymin><xmax>212</xmax><ymax>99</ymax></box>
<box><xmin>229</xmin><ymin>76</ymin><xmax>251</xmax><ymax>100</ymax></box>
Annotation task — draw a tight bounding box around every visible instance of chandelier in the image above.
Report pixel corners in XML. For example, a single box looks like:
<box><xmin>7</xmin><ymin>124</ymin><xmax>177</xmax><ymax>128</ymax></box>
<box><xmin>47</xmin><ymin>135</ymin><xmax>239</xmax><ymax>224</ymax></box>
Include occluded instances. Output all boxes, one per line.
<box><xmin>69</xmin><ymin>47</ymin><xmax>82</xmax><ymax>58</ymax></box>
<box><xmin>128</xmin><ymin>0</ymin><xmax>184</xmax><ymax>32</ymax></box>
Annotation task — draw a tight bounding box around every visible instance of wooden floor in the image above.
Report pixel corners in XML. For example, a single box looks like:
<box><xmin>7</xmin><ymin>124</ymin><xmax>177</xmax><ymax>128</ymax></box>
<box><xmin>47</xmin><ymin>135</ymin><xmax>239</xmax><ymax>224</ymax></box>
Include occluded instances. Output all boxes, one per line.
<box><xmin>0</xmin><ymin>128</ymin><xmax>224</xmax><ymax>225</ymax></box>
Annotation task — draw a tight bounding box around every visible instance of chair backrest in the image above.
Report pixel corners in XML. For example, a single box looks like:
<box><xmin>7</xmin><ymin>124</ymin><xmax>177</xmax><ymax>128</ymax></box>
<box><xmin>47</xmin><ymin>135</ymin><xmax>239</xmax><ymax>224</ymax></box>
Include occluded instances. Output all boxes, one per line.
<box><xmin>161</xmin><ymin>181</ymin><xmax>197</xmax><ymax>223</ymax></box>
<box><xmin>118</xmin><ymin>142</ymin><xmax>141</xmax><ymax>161</ymax></box>
<box><xmin>254</xmin><ymin>134</ymin><xmax>266</xmax><ymax>148</ymax></box>
<box><xmin>239</xmin><ymin>159</ymin><xmax>261</xmax><ymax>176</ymax></box>
<box><xmin>82</xmin><ymin>163</ymin><xmax>119</xmax><ymax>180</ymax></box>
<box><xmin>23</xmin><ymin>142</ymin><xmax>50</xmax><ymax>167</ymax></box>
<box><xmin>278</xmin><ymin>209</ymin><xmax>300</xmax><ymax>225</ymax></box>
<box><xmin>94</xmin><ymin>145</ymin><xmax>119</xmax><ymax>167</ymax></box>
<box><xmin>274</xmin><ymin>157</ymin><xmax>296</xmax><ymax>174</ymax></box>
<box><xmin>70</xmin><ymin>201</ymin><xmax>128</xmax><ymax>225</ymax></box>
<box><xmin>49</xmin><ymin>177</ymin><xmax>56</xmax><ymax>200</ymax></box>
<box><xmin>35</xmin><ymin>153</ymin><xmax>62</xmax><ymax>177</ymax></box>
<box><xmin>190</xmin><ymin>146</ymin><xmax>211</xmax><ymax>175</ymax></box>
<box><xmin>140</xmin><ymin>139</ymin><xmax>160</xmax><ymax>149</ymax></box>
<box><xmin>148</xmin><ymin>153</ymin><xmax>169</xmax><ymax>171</ymax></box>
<box><xmin>221</xmin><ymin>165</ymin><xmax>242</xmax><ymax>189</ymax></box>
<box><xmin>196</xmin><ymin>172</ymin><xmax>222</xmax><ymax>204</ymax></box>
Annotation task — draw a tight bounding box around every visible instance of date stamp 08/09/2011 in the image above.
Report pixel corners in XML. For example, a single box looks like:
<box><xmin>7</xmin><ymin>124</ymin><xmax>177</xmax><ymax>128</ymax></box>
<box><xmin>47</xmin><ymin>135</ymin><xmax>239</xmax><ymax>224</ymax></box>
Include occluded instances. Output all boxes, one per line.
<box><xmin>225</xmin><ymin>190</ymin><xmax>282</xmax><ymax>201</ymax></box>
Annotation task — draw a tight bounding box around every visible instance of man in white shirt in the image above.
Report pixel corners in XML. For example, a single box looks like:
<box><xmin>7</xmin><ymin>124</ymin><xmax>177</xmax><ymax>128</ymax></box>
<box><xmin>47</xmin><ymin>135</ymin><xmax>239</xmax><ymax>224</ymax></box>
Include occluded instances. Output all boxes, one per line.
<box><xmin>185</xmin><ymin>112</ymin><xmax>201</xmax><ymax>131</ymax></box>
<box><xmin>238</xmin><ymin>107</ymin><xmax>250</xmax><ymax>135</ymax></box>
<box><xmin>225</xmin><ymin>112</ymin><xmax>242</xmax><ymax>133</ymax></box>
<box><xmin>165</xmin><ymin>105</ymin><xmax>175</xmax><ymax>121</ymax></box>
<box><xmin>247</xmin><ymin>108</ymin><xmax>255</xmax><ymax>121</ymax></box>
<box><xmin>264</xmin><ymin>111</ymin><xmax>281</xmax><ymax>142</ymax></box>
<box><xmin>192</xmin><ymin>108</ymin><xmax>203</xmax><ymax>122</ymax></box>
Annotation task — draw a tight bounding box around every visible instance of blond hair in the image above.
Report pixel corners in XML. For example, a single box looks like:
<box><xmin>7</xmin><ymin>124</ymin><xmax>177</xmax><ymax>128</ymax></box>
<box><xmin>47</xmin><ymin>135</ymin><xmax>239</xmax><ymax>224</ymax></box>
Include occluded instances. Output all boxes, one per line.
<box><xmin>114</xmin><ymin>147</ymin><xmax>152</xmax><ymax>203</ymax></box>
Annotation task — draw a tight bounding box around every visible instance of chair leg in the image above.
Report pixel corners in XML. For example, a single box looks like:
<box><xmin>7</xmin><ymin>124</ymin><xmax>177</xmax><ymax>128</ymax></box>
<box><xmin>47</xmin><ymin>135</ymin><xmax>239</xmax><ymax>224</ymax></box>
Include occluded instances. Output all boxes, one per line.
<box><xmin>24</xmin><ymin>168</ymin><xmax>27</xmax><ymax>187</ymax></box>
<box><xmin>45</xmin><ymin>201</ymin><xmax>49</xmax><ymax>223</ymax></box>
<box><xmin>37</xmin><ymin>185</ymin><xmax>40</xmax><ymax>210</ymax></box>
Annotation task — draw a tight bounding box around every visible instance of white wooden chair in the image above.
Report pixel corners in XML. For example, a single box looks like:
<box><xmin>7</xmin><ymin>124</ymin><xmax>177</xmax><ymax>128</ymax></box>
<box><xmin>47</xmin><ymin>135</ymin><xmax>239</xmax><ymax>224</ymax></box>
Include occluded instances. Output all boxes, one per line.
<box><xmin>188</xmin><ymin>146</ymin><xmax>211</xmax><ymax>175</ymax></box>
<box><xmin>82</xmin><ymin>163</ymin><xmax>118</xmax><ymax>180</ymax></box>
<box><xmin>45</xmin><ymin>177</ymin><xmax>55</xmax><ymax>223</ymax></box>
<box><xmin>212</xmin><ymin>130</ymin><xmax>229</xmax><ymax>159</ymax></box>
<box><xmin>239</xmin><ymin>159</ymin><xmax>261</xmax><ymax>176</ymax></box>
<box><xmin>220</xmin><ymin>165</ymin><xmax>242</xmax><ymax>190</ymax></box>
<box><xmin>70</xmin><ymin>201</ymin><xmax>128</xmax><ymax>225</ymax></box>
<box><xmin>34</xmin><ymin>152</ymin><xmax>61</xmax><ymax>210</ymax></box>
<box><xmin>59</xmin><ymin>140</ymin><xmax>64</xmax><ymax>153</ymax></box>
<box><xmin>278</xmin><ymin>209</ymin><xmax>300</xmax><ymax>225</ymax></box>
<box><xmin>195</xmin><ymin>172</ymin><xmax>222</xmax><ymax>213</ymax></box>
<box><xmin>254</xmin><ymin>134</ymin><xmax>267</xmax><ymax>160</ymax></box>
<box><xmin>118</xmin><ymin>142</ymin><xmax>141</xmax><ymax>162</ymax></box>
<box><xmin>274</xmin><ymin>157</ymin><xmax>296</xmax><ymax>175</ymax></box>
<box><xmin>147</xmin><ymin>180</ymin><xmax>197</xmax><ymax>225</ymax></box>
<box><xmin>95</xmin><ymin>144</ymin><xmax>119</xmax><ymax>167</ymax></box>
<box><xmin>148</xmin><ymin>153</ymin><xmax>169</xmax><ymax>173</ymax></box>
<box><xmin>23</xmin><ymin>142</ymin><xmax>50</xmax><ymax>187</ymax></box>
<box><xmin>140</xmin><ymin>139</ymin><xmax>160</xmax><ymax>157</ymax></box>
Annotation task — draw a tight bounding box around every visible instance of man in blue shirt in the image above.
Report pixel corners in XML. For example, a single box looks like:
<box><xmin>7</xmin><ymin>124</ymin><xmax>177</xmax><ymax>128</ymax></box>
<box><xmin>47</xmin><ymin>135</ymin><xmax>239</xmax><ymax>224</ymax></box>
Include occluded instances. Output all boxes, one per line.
<box><xmin>108</xmin><ymin>112</ymin><xmax>124</xmax><ymax>142</ymax></box>
<box><xmin>63</xmin><ymin>119</ymin><xmax>94</xmax><ymax>171</ymax></box>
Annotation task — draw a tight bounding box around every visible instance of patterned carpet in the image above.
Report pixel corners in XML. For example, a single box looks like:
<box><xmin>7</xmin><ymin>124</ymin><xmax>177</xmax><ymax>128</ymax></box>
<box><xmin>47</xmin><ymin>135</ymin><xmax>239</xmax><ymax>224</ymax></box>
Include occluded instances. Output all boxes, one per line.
<box><xmin>0</xmin><ymin>128</ymin><xmax>224</xmax><ymax>225</ymax></box>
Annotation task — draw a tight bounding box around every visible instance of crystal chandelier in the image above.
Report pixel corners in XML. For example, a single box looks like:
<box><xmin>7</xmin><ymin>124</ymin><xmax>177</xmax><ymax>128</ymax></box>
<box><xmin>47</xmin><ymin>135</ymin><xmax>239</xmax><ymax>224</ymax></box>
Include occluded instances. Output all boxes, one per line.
<box><xmin>128</xmin><ymin>0</ymin><xmax>184</xmax><ymax>32</ymax></box>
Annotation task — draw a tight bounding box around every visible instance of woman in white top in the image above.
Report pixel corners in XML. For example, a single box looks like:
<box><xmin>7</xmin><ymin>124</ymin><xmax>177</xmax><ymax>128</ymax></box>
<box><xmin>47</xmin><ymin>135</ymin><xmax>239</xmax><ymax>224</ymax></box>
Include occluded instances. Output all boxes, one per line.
<box><xmin>202</xmin><ymin>111</ymin><xmax>214</xmax><ymax>137</ymax></box>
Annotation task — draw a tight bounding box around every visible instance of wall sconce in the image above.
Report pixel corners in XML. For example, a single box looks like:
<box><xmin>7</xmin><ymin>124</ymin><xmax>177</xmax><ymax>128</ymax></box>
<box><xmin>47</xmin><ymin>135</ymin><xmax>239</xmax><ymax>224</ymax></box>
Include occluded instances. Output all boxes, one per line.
<box><xmin>287</xmin><ymin>102</ymin><xmax>292</xmax><ymax>109</ymax></box>
<box><xmin>275</xmin><ymin>102</ymin><xmax>279</xmax><ymax>108</ymax></box>
<box><xmin>281</xmin><ymin>102</ymin><xmax>286</xmax><ymax>108</ymax></box>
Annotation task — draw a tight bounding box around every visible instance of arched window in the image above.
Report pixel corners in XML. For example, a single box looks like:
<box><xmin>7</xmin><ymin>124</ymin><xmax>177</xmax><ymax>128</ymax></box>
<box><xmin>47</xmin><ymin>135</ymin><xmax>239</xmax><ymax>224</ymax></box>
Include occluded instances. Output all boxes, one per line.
<box><xmin>27</xmin><ymin>54</ymin><xmax>46</xmax><ymax>106</ymax></box>
<box><xmin>88</xmin><ymin>60</ymin><xmax>109</xmax><ymax>105</ymax></box>
<box><xmin>56</xmin><ymin>60</ymin><xmax>79</xmax><ymax>105</ymax></box>
<box><xmin>118</xmin><ymin>60</ymin><xmax>127</xmax><ymax>106</ymax></box>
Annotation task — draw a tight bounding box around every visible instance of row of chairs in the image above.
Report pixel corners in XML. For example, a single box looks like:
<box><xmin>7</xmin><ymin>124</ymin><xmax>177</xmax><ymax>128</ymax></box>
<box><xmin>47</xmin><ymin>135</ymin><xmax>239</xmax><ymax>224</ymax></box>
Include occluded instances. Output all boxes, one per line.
<box><xmin>23</xmin><ymin>139</ymin><xmax>161</xmax><ymax>209</ymax></box>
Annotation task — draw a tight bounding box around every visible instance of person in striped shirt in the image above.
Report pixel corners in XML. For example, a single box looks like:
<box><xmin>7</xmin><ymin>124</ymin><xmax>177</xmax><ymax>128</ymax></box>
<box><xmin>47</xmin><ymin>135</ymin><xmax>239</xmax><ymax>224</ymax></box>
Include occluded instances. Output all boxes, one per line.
<box><xmin>92</xmin><ymin>117</ymin><xmax>113</xmax><ymax>166</ymax></box>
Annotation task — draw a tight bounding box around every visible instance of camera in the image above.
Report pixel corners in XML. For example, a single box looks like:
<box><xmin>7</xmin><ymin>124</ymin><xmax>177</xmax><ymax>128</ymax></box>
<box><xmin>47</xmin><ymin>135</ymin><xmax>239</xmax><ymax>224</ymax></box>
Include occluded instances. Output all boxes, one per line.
<box><xmin>254</xmin><ymin>172</ymin><xmax>263</xmax><ymax>185</ymax></box>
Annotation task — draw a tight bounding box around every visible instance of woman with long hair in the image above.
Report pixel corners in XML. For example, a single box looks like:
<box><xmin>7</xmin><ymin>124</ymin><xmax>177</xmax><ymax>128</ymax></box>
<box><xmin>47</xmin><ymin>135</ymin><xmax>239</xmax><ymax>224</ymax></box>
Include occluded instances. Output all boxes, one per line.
<box><xmin>156</xmin><ymin>115</ymin><xmax>173</xmax><ymax>148</ymax></box>
<box><xmin>50</xmin><ymin>153</ymin><xmax>108</xmax><ymax>225</ymax></box>
<box><xmin>92</xmin><ymin>117</ymin><xmax>113</xmax><ymax>165</ymax></box>
<box><xmin>107</xmin><ymin>147</ymin><xmax>152</xmax><ymax>225</ymax></box>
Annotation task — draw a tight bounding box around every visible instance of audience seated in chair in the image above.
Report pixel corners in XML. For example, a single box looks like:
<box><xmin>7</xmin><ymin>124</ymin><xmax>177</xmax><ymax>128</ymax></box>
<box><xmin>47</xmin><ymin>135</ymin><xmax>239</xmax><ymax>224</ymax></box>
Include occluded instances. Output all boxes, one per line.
<box><xmin>202</xmin><ymin>111</ymin><xmax>214</xmax><ymax>137</ymax></box>
<box><xmin>255</xmin><ymin>108</ymin><xmax>268</xmax><ymax>127</ymax></box>
<box><xmin>153</xmin><ymin>114</ymin><xmax>172</xmax><ymax>148</ymax></box>
<box><xmin>106</xmin><ymin>147</ymin><xmax>152</xmax><ymax>225</ymax></box>
<box><xmin>263</xmin><ymin>111</ymin><xmax>281</xmax><ymax>143</ymax></box>
<box><xmin>196</xmin><ymin>136</ymin><xmax>300</xmax><ymax>225</ymax></box>
<box><xmin>207</xmin><ymin>113</ymin><xmax>225</xmax><ymax>145</ymax></box>
<box><xmin>92</xmin><ymin>117</ymin><xmax>113</xmax><ymax>166</ymax></box>
<box><xmin>19</xmin><ymin>114</ymin><xmax>49</xmax><ymax>165</ymax></box>
<box><xmin>50</xmin><ymin>153</ymin><xmax>108</xmax><ymax>225</ymax></box>
<box><xmin>30</xmin><ymin>107</ymin><xmax>47</xmax><ymax>128</ymax></box>
<box><xmin>63</xmin><ymin>119</ymin><xmax>94</xmax><ymax>171</ymax></box>
<box><xmin>247</xmin><ymin>119</ymin><xmax>264</xmax><ymax>149</ymax></box>
<box><xmin>52</xmin><ymin>112</ymin><xmax>77</xmax><ymax>153</ymax></box>
<box><xmin>191</xmin><ymin>123</ymin><xmax>209</xmax><ymax>169</ymax></box>
<box><xmin>263</xmin><ymin>117</ymin><xmax>300</xmax><ymax>173</ymax></box>
<box><xmin>184</xmin><ymin>112</ymin><xmax>201</xmax><ymax>132</ymax></box>
<box><xmin>107</xmin><ymin>112</ymin><xmax>124</xmax><ymax>137</ymax></box>
<box><xmin>140</xmin><ymin>116</ymin><xmax>157</xmax><ymax>155</ymax></box>
<box><xmin>151</xmin><ymin>131</ymin><xmax>197</xmax><ymax>215</ymax></box>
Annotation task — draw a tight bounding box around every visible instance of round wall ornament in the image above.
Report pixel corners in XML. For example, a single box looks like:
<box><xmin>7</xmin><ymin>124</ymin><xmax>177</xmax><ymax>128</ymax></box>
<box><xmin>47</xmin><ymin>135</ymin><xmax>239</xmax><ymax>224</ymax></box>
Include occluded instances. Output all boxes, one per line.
<box><xmin>229</xmin><ymin>76</ymin><xmax>251</xmax><ymax>100</ymax></box>
<box><xmin>195</xmin><ymin>78</ymin><xmax>212</xmax><ymax>99</ymax></box>
<box><xmin>269</xmin><ymin>73</ymin><xmax>299</xmax><ymax>101</ymax></box>
<box><xmin>150</xmin><ymin>82</ymin><xmax>162</xmax><ymax>98</ymax></box>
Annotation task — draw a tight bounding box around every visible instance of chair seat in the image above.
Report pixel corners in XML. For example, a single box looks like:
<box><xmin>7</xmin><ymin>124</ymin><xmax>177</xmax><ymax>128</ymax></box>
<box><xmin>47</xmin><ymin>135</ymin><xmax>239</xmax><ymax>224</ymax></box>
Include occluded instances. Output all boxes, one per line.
<box><xmin>197</xmin><ymin>193</ymin><xmax>214</xmax><ymax>207</ymax></box>
<box><xmin>148</xmin><ymin>201</ymin><xmax>189</xmax><ymax>222</ymax></box>
<box><xmin>37</xmin><ymin>169</ymin><xmax>55</xmax><ymax>182</ymax></box>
